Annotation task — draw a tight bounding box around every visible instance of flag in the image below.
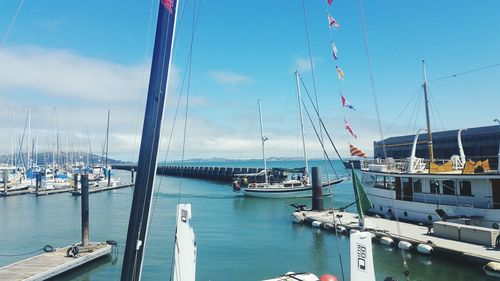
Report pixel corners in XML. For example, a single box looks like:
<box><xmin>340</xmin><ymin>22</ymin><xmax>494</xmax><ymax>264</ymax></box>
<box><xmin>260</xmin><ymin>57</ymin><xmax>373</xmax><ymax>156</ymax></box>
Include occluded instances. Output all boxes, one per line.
<box><xmin>332</xmin><ymin>42</ymin><xmax>338</xmax><ymax>60</ymax></box>
<box><xmin>350</xmin><ymin>144</ymin><xmax>368</xmax><ymax>158</ymax></box>
<box><xmin>162</xmin><ymin>0</ymin><xmax>174</xmax><ymax>14</ymax></box>
<box><xmin>352</xmin><ymin>168</ymin><xmax>373</xmax><ymax>226</ymax></box>
<box><xmin>328</xmin><ymin>13</ymin><xmax>340</xmax><ymax>29</ymax></box>
<box><xmin>336</xmin><ymin>65</ymin><xmax>345</xmax><ymax>80</ymax></box>
<box><xmin>327</xmin><ymin>0</ymin><xmax>333</xmax><ymax>4</ymax></box>
<box><xmin>341</xmin><ymin>94</ymin><xmax>355</xmax><ymax>110</ymax></box>
<box><xmin>345</xmin><ymin>119</ymin><xmax>357</xmax><ymax>139</ymax></box>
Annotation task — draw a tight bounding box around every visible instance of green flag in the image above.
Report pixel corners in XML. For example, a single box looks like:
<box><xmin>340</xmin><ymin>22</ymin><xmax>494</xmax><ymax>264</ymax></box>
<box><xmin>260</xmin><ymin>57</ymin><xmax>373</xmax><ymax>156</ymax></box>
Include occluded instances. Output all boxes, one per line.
<box><xmin>352</xmin><ymin>168</ymin><xmax>373</xmax><ymax>222</ymax></box>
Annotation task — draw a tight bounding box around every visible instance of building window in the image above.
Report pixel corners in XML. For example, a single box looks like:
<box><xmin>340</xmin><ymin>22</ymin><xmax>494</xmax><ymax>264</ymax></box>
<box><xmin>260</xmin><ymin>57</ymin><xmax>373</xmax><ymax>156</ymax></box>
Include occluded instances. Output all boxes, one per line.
<box><xmin>413</xmin><ymin>179</ymin><xmax>422</xmax><ymax>193</ymax></box>
<box><xmin>459</xmin><ymin>180</ymin><xmax>472</xmax><ymax>196</ymax></box>
<box><xmin>430</xmin><ymin>180</ymin><xmax>440</xmax><ymax>194</ymax></box>
<box><xmin>443</xmin><ymin>180</ymin><xmax>455</xmax><ymax>195</ymax></box>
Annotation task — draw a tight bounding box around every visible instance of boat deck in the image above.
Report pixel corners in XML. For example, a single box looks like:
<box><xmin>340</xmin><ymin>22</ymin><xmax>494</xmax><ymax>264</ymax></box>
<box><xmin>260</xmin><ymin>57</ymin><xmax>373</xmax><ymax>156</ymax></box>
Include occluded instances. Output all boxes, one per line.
<box><xmin>300</xmin><ymin>210</ymin><xmax>500</xmax><ymax>264</ymax></box>
<box><xmin>0</xmin><ymin>243</ymin><xmax>111</xmax><ymax>281</ymax></box>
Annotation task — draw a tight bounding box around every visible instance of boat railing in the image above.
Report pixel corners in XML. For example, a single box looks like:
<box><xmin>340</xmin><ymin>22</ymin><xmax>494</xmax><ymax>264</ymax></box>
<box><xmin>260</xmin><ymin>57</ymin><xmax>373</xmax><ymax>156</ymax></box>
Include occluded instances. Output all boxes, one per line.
<box><xmin>413</xmin><ymin>192</ymin><xmax>493</xmax><ymax>209</ymax></box>
<box><xmin>361</xmin><ymin>158</ymin><xmax>414</xmax><ymax>173</ymax></box>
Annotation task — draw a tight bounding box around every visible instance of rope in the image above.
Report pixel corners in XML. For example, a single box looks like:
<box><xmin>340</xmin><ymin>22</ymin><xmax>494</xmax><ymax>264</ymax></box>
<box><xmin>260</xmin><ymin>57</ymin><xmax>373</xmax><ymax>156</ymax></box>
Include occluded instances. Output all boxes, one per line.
<box><xmin>384</xmin><ymin>86</ymin><xmax>421</xmax><ymax>136</ymax></box>
<box><xmin>431</xmin><ymin>62</ymin><xmax>500</xmax><ymax>82</ymax></box>
<box><xmin>0</xmin><ymin>244</ymin><xmax>55</xmax><ymax>257</ymax></box>
<box><xmin>358</xmin><ymin>0</ymin><xmax>410</xmax><ymax>279</ymax></box>
<box><xmin>2</xmin><ymin>0</ymin><xmax>25</xmax><ymax>44</ymax></box>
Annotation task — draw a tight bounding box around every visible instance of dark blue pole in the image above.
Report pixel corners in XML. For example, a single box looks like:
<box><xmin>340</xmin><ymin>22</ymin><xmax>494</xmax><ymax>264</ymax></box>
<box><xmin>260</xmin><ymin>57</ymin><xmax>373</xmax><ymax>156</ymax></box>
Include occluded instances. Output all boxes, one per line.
<box><xmin>312</xmin><ymin>167</ymin><xmax>323</xmax><ymax>210</ymax></box>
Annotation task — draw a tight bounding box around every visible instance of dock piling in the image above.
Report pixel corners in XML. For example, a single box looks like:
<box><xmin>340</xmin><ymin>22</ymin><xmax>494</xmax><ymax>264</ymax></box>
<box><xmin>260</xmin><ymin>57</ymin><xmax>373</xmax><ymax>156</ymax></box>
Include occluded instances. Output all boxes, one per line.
<box><xmin>35</xmin><ymin>173</ymin><xmax>41</xmax><ymax>193</ymax></box>
<box><xmin>73</xmin><ymin>173</ymin><xmax>79</xmax><ymax>192</ymax></box>
<box><xmin>107</xmin><ymin>166</ymin><xmax>111</xmax><ymax>187</ymax></box>
<box><xmin>131</xmin><ymin>168</ymin><xmax>135</xmax><ymax>183</ymax></box>
<box><xmin>81</xmin><ymin>174</ymin><xmax>90</xmax><ymax>247</ymax></box>
<box><xmin>311</xmin><ymin>167</ymin><xmax>323</xmax><ymax>210</ymax></box>
<box><xmin>3</xmin><ymin>169</ymin><xmax>8</xmax><ymax>194</ymax></box>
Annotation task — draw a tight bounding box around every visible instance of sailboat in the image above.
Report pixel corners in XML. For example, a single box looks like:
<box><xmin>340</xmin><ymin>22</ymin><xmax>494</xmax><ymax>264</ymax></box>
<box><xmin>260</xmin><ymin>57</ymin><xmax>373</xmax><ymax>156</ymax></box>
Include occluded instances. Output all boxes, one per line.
<box><xmin>120</xmin><ymin>1</ymin><xmax>195</xmax><ymax>281</ymax></box>
<box><xmin>235</xmin><ymin>73</ymin><xmax>343</xmax><ymax>199</ymax></box>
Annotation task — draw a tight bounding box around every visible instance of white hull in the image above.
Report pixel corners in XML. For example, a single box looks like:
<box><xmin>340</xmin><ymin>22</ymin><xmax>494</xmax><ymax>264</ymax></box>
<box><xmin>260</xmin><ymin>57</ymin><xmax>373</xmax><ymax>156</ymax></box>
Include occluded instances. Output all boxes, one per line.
<box><xmin>243</xmin><ymin>185</ymin><xmax>334</xmax><ymax>199</ymax></box>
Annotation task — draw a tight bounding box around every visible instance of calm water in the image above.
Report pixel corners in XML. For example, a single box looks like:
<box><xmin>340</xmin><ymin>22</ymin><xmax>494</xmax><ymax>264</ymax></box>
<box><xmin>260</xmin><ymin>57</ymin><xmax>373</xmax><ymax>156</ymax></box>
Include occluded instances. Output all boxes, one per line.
<box><xmin>0</xmin><ymin>160</ymin><xmax>494</xmax><ymax>280</ymax></box>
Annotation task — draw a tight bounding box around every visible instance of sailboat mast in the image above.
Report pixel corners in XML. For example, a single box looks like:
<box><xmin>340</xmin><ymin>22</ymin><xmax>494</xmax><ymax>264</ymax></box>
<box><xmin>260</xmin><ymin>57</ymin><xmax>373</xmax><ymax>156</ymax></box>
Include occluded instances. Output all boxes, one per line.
<box><xmin>27</xmin><ymin>107</ymin><xmax>31</xmax><ymax>169</ymax></box>
<box><xmin>258</xmin><ymin>99</ymin><xmax>268</xmax><ymax>184</ymax></box>
<box><xmin>105</xmin><ymin>109</ymin><xmax>110</xmax><ymax>176</ymax></box>
<box><xmin>120</xmin><ymin>1</ymin><xmax>180</xmax><ymax>280</ymax></box>
<box><xmin>422</xmin><ymin>60</ymin><xmax>434</xmax><ymax>162</ymax></box>
<box><xmin>52</xmin><ymin>106</ymin><xmax>56</xmax><ymax>169</ymax></box>
<box><xmin>294</xmin><ymin>71</ymin><xmax>309</xmax><ymax>178</ymax></box>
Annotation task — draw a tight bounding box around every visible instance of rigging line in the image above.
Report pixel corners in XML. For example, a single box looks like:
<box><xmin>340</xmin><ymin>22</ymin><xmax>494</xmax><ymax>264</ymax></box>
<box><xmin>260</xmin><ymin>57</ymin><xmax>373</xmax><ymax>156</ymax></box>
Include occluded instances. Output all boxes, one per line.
<box><xmin>301</xmin><ymin>99</ymin><xmax>339</xmax><ymax>179</ymax></box>
<box><xmin>413</xmin><ymin>93</ymin><xmax>422</xmax><ymax>134</ymax></box>
<box><xmin>357</xmin><ymin>0</ymin><xmax>387</xmax><ymax>159</ymax></box>
<box><xmin>428</xmin><ymin>87</ymin><xmax>446</xmax><ymax>131</ymax></box>
<box><xmin>2</xmin><ymin>0</ymin><xmax>25</xmax><ymax>44</ymax></box>
<box><xmin>300</xmin><ymin>76</ymin><xmax>351</xmax><ymax>176</ymax></box>
<box><xmin>384</xmin><ymin>86</ymin><xmax>421</xmax><ymax>136</ymax></box>
<box><xmin>405</xmin><ymin>90</ymin><xmax>421</xmax><ymax>134</ymax></box>
<box><xmin>430</xmin><ymin>62</ymin><xmax>500</xmax><ymax>82</ymax></box>
<box><xmin>358</xmin><ymin>0</ymin><xmax>410</xmax><ymax>279</ymax></box>
<box><xmin>301</xmin><ymin>0</ymin><xmax>329</xmax><ymax>181</ymax></box>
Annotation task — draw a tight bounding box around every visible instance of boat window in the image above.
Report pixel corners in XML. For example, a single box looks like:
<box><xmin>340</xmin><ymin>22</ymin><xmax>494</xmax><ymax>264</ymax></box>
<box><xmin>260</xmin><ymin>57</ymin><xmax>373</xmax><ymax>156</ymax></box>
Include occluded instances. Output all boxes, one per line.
<box><xmin>293</xmin><ymin>183</ymin><xmax>302</xmax><ymax>187</ymax></box>
<box><xmin>413</xmin><ymin>179</ymin><xmax>422</xmax><ymax>193</ymax></box>
<box><xmin>284</xmin><ymin>183</ymin><xmax>293</xmax><ymax>187</ymax></box>
<box><xmin>459</xmin><ymin>180</ymin><xmax>472</xmax><ymax>196</ymax></box>
<box><xmin>362</xmin><ymin>174</ymin><xmax>375</xmax><ymax>187</ymax></box>
<box><xmin>386</xmin><ymin>177</ymin><xmax>396</xmax><ymax>190</ymax></box>
<box><xmin>430</xmin><ymin>180</ymin><xmax>440</xmax><ymax>194</ymax></box>
<box><xmin>374</xmin><ymin>175</ymin><xmax>386</xmax><ymax>189</ymax></box>
<box><xmin>443</xmin><ymin>180</ymin><xmax>455</xmax><ymax>195</ymax></box>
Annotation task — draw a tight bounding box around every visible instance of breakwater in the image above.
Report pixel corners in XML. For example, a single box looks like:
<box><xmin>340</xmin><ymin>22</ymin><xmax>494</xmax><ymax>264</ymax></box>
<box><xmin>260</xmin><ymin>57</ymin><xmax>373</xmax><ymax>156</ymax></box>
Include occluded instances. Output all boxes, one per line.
<box><xmin>112</xmin><ymin>164</ymin><xmax>289</xmax><ymax>182</ymax></box>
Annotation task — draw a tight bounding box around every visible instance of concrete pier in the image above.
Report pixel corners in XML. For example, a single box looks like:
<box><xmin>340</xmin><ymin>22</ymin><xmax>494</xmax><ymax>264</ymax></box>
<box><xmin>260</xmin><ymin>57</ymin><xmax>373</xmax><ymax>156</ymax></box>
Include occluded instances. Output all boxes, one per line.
<box><xmin>295</xmin><ymin>209</ymin><xmax>500</xmax><ymax>265</ymax></box>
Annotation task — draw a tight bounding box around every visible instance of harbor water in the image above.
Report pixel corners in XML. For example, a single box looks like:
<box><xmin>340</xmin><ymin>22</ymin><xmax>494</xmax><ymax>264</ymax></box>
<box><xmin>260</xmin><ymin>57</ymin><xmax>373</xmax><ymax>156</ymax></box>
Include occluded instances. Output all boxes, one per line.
<box><xmin>0</xmin><ymin>160</ymin><xmax>495</xmax><ymax>280</ymax></box>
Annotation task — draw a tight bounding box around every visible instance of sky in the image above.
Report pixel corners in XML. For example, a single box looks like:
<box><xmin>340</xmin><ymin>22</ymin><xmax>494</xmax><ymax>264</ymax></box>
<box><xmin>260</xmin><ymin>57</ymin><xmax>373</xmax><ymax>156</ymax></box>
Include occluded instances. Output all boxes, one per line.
<box><xmin>0</xmin><ymin>0</ymin><xmax>499</xmax><ymax>163</ymax></box>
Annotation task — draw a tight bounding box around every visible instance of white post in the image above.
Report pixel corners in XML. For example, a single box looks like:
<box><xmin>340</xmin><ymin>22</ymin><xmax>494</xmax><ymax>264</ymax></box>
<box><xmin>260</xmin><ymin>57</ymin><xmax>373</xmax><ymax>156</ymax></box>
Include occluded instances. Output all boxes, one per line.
<box><xmin>258</xmin><ymin>99</ymin><xmax>268</xmax><ymax>184</ymax></box>
<box><xmin>294</xmin><ymin>71</ymin><xmax>309</xmax><ymax>181</ymax></box>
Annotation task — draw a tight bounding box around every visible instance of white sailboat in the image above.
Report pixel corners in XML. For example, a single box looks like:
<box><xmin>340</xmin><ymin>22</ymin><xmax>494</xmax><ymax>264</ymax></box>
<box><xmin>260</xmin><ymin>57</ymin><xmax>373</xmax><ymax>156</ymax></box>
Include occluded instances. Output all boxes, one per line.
<box><xmin>238</xmin><ymin>72</ymin><xmax>342</xmax><ymax>199</ymax></box>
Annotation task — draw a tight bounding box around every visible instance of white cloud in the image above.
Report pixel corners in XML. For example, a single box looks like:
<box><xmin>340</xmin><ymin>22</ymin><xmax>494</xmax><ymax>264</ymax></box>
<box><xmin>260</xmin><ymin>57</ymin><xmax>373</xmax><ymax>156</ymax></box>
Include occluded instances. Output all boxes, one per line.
<box><xmin>208</xmin><ymin>70</ymin><xmax>253</xmax><ymax>86</ymax></box>
<box><xmin>290</xmin><ymin>57</ymin><xmax>321</xmax><ymax>73</ymax></box>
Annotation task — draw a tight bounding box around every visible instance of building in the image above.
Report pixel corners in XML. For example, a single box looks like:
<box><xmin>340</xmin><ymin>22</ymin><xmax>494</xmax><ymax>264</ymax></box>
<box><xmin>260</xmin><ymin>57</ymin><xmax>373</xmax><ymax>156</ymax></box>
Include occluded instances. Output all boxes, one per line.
<box><xmin>374</xmin><ymin>125</ymin><xmax>500</xmax><ymax>169</ymax></box>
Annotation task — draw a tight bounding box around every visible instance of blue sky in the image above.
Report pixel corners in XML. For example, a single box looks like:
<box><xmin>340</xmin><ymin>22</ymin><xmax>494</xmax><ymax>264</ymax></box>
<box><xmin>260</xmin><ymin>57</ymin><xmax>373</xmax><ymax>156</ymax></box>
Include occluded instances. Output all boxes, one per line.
<box><xmin>1</xmin><ymin>0</ymin><xmax>499</xmax><ymax>162</ymax></box>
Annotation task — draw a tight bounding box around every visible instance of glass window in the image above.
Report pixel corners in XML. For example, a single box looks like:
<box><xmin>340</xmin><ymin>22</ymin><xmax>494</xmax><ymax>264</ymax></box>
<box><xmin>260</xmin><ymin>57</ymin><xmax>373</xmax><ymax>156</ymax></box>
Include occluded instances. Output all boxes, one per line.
<box><xmin>386</xmin><ymin>177</ymin><xmax>396</xmax><ymax>190</ymax></box>
<box><xmin>362</xmin><ymin>174</ymin><xmax>375</xmax><ymax>187</ymax></box>
<box><xmin>374</xmin><ymin>176</ymin><xmax>386</xmax><ymax>189</ymax></box>
<box><xmin>413</xmin><ymin>179</ymin><xmax>422</xmax><ymax>193</ymax></box>
<box><xmin>460</xmin><ymin>181</ymin><xmax>472</xmax><ymax>196</ymax></box>
<box><xmin>430</xmin><ymin>180</ymin><xmax>440</xmax><ymax>194</ymax></box>
<box><xmin>443</xmin><ymin>180</ymin><xmax>455</xmax><ymax>195</ymax></box>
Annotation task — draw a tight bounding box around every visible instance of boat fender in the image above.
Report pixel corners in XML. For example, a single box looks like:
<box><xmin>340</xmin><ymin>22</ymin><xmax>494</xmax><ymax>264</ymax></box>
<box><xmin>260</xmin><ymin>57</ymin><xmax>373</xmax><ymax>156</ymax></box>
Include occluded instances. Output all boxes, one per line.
<box><xmin>398</xmin><ymin>241</ymin><xmax>412</xmax><ymax>251</ymax></box>
<box><xmin>312</xmin><ymin>221</ymin><xmax>322</xmax><ymax>228</ymax></box>
<box><xmin>303</xmin><ymin>217</ymin><xmax>315</xmax><ymax>226</ymax></box>
<box><xmin>66</xmin><ymin>245</ymin><xmax>79</xmax><ymax>258</ymax></box>
<box><xmin>370</xmin><ymin>232</ymin><xmax>376</xmax><ymax>239</ymax></box>
<box><xmin>291</xmin><ymin>212</ymin><xmax>305</xmax><ymax>224</ymax></box>
<box><xmin>349</xmin><ymin>229</ymin><xmax>360</xmax><ymax>234</ymax></box>
<box><xmin>319</xmin><ymin>274</ymin><xmax>338</xmax><ymax>281</ymax></box>
<box><xmin>380</xmin><ymin>236</ymin><xmax>394</xmax><ymax>246</ymax></box>
<box><xmin>417</xmin><ymin>244</ymin><xmax>433</xmax><ymax>255</ymax></box>
<box><xmin>484</xmin><ymin>262</ymin><xmax>500</xmax><ymax>278</ymax></box>
<box><xmin>322</xmin><ymin>223</ymin><xmax>335</xmax><ymax>231</ymax></box>
<box><xmin>335</xmin><ymin>225</ymin><xmax>347</xmax><ymax>234</ymax></box>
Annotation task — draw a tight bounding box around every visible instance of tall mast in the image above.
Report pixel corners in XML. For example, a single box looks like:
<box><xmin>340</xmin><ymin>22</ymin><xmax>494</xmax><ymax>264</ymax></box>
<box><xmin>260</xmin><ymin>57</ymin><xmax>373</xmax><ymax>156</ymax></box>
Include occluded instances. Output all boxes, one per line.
<box><xmin>105</xmin><ymin>109</ymin><xmax>110</xmax><ymax>175</ymax></box>
<box><xmin>11</xmin><ymin>110</ymin><xmax>15</xmax><ymax>166</ymax></box>
<box><xmin>120</xmin><ymin>0</ymin><xmax>180</xmax><ymax>280</ymax></box>
<box><xmin>258</xmin><ymin>99</ymin><xmax>268</xmax><ymax>184</ymax></box>
<box><xmin>27</xmin><ymin>107</ymin><xmax>31</xmax><ymax>169</ymax></box>
<box><xmin>295</xmin><ymin>71</ymin><xmax>309</xmax><ymax>178</ymax></box>
<box><xmin>422</xmin><ymin>60</ymin><xmax>434</xmax><ymax>162</ymax></box>
<box><xmin>52</xmin><ymin>106</ymin><xmax>56</xmax><ymax>169</ymax></box>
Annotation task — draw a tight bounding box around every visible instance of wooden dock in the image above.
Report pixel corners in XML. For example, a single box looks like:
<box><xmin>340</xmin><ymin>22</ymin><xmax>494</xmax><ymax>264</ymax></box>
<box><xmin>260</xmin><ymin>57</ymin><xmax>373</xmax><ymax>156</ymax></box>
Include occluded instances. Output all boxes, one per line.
<box><xmin>0</xmin><ymin>243</ymin><xmax>112</xmax><ymax>281</ymax></box>
<box><xmin>70</xmin><ymin>182</ymin><xmax>134</xmax><ymax>196</ymax></box>
<box><xmin>297</xmin><ymin>209</ymin><xmax>500</xmax><ymax>264</ymax></box>
<box><xmin>0</xmin><ymin>190</ymin><xmax>31</xmax><ymax>197</ymax></box>
<box><xmin>34</xmin><ymin>188</ymin><xmax>72</xmax><ymax>196</ymax></box>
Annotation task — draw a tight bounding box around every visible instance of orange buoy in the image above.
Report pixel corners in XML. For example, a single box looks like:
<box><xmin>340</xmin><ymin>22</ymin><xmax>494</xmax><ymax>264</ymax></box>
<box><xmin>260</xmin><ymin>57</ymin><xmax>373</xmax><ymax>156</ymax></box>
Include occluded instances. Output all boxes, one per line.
<box><xmin>319</xmin><ymin>274</ymin><xmax>338</xmax><ymax>281</ymax></box>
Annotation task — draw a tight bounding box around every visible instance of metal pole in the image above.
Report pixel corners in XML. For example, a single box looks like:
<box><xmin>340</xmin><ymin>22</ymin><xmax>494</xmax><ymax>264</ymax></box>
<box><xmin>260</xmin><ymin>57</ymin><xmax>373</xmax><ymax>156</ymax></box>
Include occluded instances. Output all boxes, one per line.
<box><xmin>422</xmin><ymin>60</ymin><xmax>434</xmax><ymax>162</ymax></box>
<box><xmin>257</xmin><ymin>99</ymin><xmax>268</xmax><ymax>184</ymax></box>
<box><xmin>35</xmin><ymin>173</ymin><xmax>41</xmax><ymax>193</ymax></box>
<box><xmin>311</xmin><ymin>167</ymin><xmax>323</xmax><ymax>210</ymax></box>
<box><xmin>131</xmin><ymin>168</ymin><xmax>135</xmax><ymax>183</ymax></box>
<box><xmin>295</xmin><ymin>71</ymin><xmax>309</xmax><ymax>180</ymax></box>
<box><xmin>3</xmin><ymin>169</ymin><xmax>8</xmax><ymax>194</ymax></box>
<box><xmin>81</xmin><ymin>174</ymin><xmax>89</xmax><ymax>247</ymax></box>
<box><xmin>73</xmin><ymin>173</ymin><xmax>79</xmax><ymax>192</ymax></box>
<box><xmin>107</xmin><ymin>166</ymin><xmax>111</xmax><ymax>187</ymax></box>
<box><xmin>494</xmin><ymin>119</ymin><xmax>500</xmax><ymax>173</ymax></box>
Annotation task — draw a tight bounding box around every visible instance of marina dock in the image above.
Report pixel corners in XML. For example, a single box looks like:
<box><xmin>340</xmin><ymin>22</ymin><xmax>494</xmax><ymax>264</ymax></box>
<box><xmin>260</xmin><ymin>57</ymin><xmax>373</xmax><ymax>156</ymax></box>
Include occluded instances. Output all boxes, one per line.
<box><xmin>70</xmin><ymin>182</ymin><xmax>134</xmax><ymax>196</ymax></box>
<box><xmin>296</xmin><ymin>209</ymin><xmax>500</xmax><ymax>264</ymax></box>
<box><xmin>34</xmin><ymin>188</ymin><xmax>72</xmax><ymax>196</ymax></box>
<box><xmin>0</xmin><ymin>189</ymin><xmax>31</xmax><ymax>197</ymax></box>
<box><xmin>0</xmin><ymin>243</ymin><xmax>112</xmax><ymax>281</ymax></box>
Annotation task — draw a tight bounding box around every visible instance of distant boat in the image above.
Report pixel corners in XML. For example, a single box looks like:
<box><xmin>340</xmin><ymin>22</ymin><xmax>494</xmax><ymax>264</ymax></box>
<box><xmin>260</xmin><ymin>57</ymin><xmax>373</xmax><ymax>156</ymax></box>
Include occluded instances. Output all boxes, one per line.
<box><xmin>233</xmin><ymin>74</ymin><xmax>343</xmax><ymax>198</ymax></box>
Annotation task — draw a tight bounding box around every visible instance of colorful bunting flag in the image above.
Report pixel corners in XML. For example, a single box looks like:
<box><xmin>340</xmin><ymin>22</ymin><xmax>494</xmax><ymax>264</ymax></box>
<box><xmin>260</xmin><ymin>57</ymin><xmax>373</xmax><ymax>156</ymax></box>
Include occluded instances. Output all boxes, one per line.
<box><xmin>336</xmin><ymin>65</ymin><xmax>345</xmax><ymax>80</ymax></box>
<box><xmin>350</xmin><ymin>144</ymin><xmax>368</xmax><ymax>158</ymax></box>
<box><xmin>328</xmin><ymin>13</ymin><xmax>340</xmax><ymax>29</ymax></box>
<box><xmin>344</xmin><ymin>119</ymin><xmax>357</xmax><ymax>139</ymax></box>
<box><xmin>341</xmin><ymin>94</ymin><xmax>355</xmax><ymax>110</ymax></box>
<box><xmin>332</xmin><ymin>42</ymin><xmax>338</xmax><ymax>60</ymax></box>
<box><xmin>162</xmin><ymin>0</ymin><xmax>174</xmax><ymax>14</ymax></box>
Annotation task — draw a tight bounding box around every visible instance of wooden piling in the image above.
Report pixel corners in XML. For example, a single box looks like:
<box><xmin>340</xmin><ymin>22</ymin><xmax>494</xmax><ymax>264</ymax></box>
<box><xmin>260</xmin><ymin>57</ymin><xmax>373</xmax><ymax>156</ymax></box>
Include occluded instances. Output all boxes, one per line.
<box><xmin>311</xmin><ymin>167</ymin><xmax>323</xmax><ymax>210</ymax></box>
<box><xmin>81</xmin><ymin>174</ymin><xmax>89</xmax><ymax>247</ymax></box>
